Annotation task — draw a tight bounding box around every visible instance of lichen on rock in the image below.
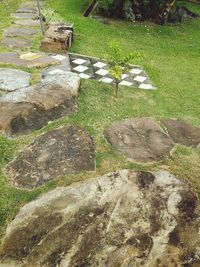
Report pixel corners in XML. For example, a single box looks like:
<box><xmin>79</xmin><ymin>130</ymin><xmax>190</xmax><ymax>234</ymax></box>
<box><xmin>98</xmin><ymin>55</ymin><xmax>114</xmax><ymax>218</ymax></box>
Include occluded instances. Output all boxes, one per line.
<box><xmin>0</xmin><ymin>170</ymin><xmax>199</xmax><ymax>266</ymax></box>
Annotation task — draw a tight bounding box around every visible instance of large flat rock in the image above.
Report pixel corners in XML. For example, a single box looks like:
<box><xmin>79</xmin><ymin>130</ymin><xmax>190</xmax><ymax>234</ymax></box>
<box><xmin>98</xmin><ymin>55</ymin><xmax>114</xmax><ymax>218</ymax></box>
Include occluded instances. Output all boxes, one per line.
<box><xmin>0</xmin><ymin>72</ymin><xmax>80</xmax><ymax>136</ymax></box>
<box><xmin>20</xmin><ymin>1</ymin><xmax>45</xmax><ymax>8</ymax></box>
<box><xmin>104</xmin><ymin>117</ymin><xmax>174</xmax><ymax>162</ymax></box>
<box><xmin>4</xmin><ymin>27</ymin><xmax>36</xmax><ymax>38</ymax></box>
<box><xmin>16</xmin><ymin>7</ymin><xmax>37</xmax><ymax>13</ymax></box>
<box><xmin>0</xmin><ymin>68</ymin><xmax>31</xmax><ymax>92</ymax></box>
<box><xmin>162</xmin><ymin>118</ymin><xmax>200</xmax><ymax>147</ymax></box>
<box><xmin>5</xmin><ymin>125</ymin><xmax>96</xmax><ymax>189</ymax></box>
<box><xmin>0</xmin><ymin>170</ymin><xmax>199</xmax><ymax>266</ymax></box>
<box><xmin>0</xmin><ymin>52</ymin><xmax>59</xmax><ymax>68</ymax></box>
<box><xmin>11</xmin><ymin>13</ymin><xmax>39</xmax><ymax>20</ymax></box>
<box><xmin>13</xmin><ymin>19</ymin><xmax>40</xmax><ymax>27</ymax></box>
<box><xmin>2</xmin><ymin>38</ymin><xmax>32</xmax><ymax>49</ymax></box>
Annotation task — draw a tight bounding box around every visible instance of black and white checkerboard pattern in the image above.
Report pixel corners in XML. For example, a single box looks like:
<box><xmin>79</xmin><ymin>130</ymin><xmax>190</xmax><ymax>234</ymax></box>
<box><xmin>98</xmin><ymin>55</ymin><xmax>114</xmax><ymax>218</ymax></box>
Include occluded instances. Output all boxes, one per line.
<box><xmin>69</xmin><ymin>53</ymin><xmax>155</xmax><ymax>90</ymax></box>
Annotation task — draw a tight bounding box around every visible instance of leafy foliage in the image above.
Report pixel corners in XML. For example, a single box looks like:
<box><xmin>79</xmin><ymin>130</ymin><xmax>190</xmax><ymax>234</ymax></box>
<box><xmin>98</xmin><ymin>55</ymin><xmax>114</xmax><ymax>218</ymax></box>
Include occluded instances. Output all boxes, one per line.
<box><xmin>98</xmin><ymin>0</ymin><xmax>177</xmax><ymax>24</ymax></box>
<box><xmin>41</xmin><ymin>8</ymin><xmax>66</xmax><ymax>24</ymax></box>
<box><xmin>106</xmin><ymin>41</ymin><xmax>140</xmax><ymax>97</ymax></box>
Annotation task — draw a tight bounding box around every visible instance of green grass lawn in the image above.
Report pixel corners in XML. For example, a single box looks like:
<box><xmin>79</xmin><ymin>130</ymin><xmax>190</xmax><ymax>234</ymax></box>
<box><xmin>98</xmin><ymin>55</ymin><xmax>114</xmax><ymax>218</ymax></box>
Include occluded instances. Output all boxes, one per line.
<box><xmin>0</xmin><ymin>0</ymin><xmax>200</xmax><ymax>238</ymax></box>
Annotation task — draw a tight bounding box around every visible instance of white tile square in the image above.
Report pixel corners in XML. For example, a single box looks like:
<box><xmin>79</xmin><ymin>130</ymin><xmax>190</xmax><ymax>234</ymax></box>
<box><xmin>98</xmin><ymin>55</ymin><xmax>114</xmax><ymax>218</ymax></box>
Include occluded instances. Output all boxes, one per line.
<box><xmin>72</xmin><ymin>58</ymin><xmax>87</xmax><ymax>65</ymax></box>
<box><xmin>49</xmin><ymin>69</ymin><xmax>65</xmax><ymax>75</ymax></box>
<box><xmin>99</xmin><ymin>77</ymin><xmax>113</xmax><ymax>84</ymax></box>
<box><xmin>79</xmin><ymin>73</ymin><xmax>91</xmax><ymax>79</ymax></box>
<box><xmin>134</xmin><ymin>76</ymin><xmax>146</xmax><ymax>83</ymax></box>
<box><xmin>130</xmin><ymin>68</ymin><xmax>143</xmax><ymax>75</ymax></box>
<box><xmin>73</xmin><ymin>65</ymin><xmax>88</xmax><ymax>73</ymax></box>
<box><xmin>139</xmin><ymin>83</ymin><xmax>154</xmax><ymax>90</ymax></box>
<box><xmin>119</xmin><ymin>80</ymin><xmax>133</xmax><ymax>87</ymax></box>
<box><xmin>93</xmin><ymin>61</ymin><xmax>107</xmax><ymax>68</ymax></box>
<box><xmin>95</xmin><ymin>69</ymin><xmax>108</xmax><ymax>76</ymax></box>
<box><xmin>121</xmin><ymin>74</ymin><xmax>128</xmax><ymax>80</ymax></box>
<box><xmin>52</xmin><ymin>55</ymin><xmax>66</xmax><ymax>61</ymax></box>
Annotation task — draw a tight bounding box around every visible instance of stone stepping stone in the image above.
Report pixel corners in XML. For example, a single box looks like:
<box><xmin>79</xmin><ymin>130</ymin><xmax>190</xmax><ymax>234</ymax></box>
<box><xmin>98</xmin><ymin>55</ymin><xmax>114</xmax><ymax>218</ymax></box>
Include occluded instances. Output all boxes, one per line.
<box><xmin>3</xmin><ymin>37</ymin><xmax>32</xmax><ymax>49</ymax></box>
<box><xmin>161</xmin><ymin>118</ymin><xmax>200</xmax><ymax>147</ymax></box>
<box><xmin>20</xmin><ymin>1</ymin><xmax>45</xmax><ymax>8</ymax></box>
<box><xmin>0</xmin><ymin>52</ymin><xmax>60</xmax><ymax>68</ymax></box>
<box><xmin>11</xmin><ymin>13</ymin><xmax>39</xmax><ymax>20</ymax></box>
<box><xmin>16</xmin><ymin>7</ymin><xmax>37</xmax><ymax>13</ymax></box>
<box><xmin>4</xmin><ymin>27</ymin><xmax>37</xmax><ymax>38</ymax></box>
<box><xmin>0</xmin><ymin>170</ymin><xmax>199</xmax><ymax>267</ymax></box>
<box><xmin>13</xmin><ymin>19</ymin><xmax>40</xmax><ymax>27</ymax></box>
<box><xmin>5</xmin><ymin>125</ymin><xmax>96</xmax><ymax>189</ymax></box>
<box><xmin>0</xmin><ymin>72</ymin><xmax>80</xmax><ymax>136</ymax></box>
<box><xmin>104</xmin><ymin>117</ymin><xmax>174</xmax><ymax>162</ymax></box>
<box><xmin>0</xmin><ymin>68</ymin><xmax>31</xmax><ymax>92</ymax></box>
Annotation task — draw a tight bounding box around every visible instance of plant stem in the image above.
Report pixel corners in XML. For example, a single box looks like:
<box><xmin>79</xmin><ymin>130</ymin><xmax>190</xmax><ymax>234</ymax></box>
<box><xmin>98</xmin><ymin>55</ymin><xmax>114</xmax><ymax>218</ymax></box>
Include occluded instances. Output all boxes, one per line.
<box><xmin>115</xmin><ymin>79</ymin><xmax>119</xmax><ymax>98</ymax></box>
<box><xmin>36</xmin><ymin>0</ymin><xmax>45</xmax><ymax>35</ymax></box>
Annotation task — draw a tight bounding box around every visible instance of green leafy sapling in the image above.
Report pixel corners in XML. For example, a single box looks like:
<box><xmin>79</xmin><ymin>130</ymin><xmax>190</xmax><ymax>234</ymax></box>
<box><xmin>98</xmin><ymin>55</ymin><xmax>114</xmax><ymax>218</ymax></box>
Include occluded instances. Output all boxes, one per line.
<box><xmin>106</xmin><ymin>41</ymin><xmax>141</xmax><ymax>97</ymax></box>
<box><xmin>109</xmin><ymin>65</ymin><xmax>122</xmax><ymax>98</ymax></box>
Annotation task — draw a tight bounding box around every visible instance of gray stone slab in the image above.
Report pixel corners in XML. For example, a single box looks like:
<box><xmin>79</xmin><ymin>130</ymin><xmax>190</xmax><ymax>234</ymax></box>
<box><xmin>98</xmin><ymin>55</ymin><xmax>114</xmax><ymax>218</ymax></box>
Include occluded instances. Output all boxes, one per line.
<box><xmin>11</xmin><ymin>13</ymin><xmax>39</xmax><ymax>20</ymax></box>
<box><xmin>16</xmin><ymin>7</ymin><xmax>37</xmax><ymax>13</ymax></box>
<box><xmin>20</xmin><ymin>1</ymin><xmax>46</xmax><ymax>7</ymax></box>
<box><xmin>3</xmin><ymin>38</ymin><xmax>31</xmax><ymax>49</ymax></box>
<box><xmin>0</xmin><ymin>72</ymin><xmax>80</xmax><ymax>136</ymax></box>
<box><xmin>0</xmin><ymin>52</ymin><xmax>60</xmax><ymax>68</ymax></box>
<box><xmin>4</xmin><ymin>27</ymin><xmax>36</xmax><ymax>38</ymax></box>
<box><xmin>13</xmin><ymin>19</ymin><xmax>40</xmax><ymax>27</ymax></box>
<box><xmin>0</xmin><ymin>68</ymin><xmax>31</xmax><ymax>92</ymax></box>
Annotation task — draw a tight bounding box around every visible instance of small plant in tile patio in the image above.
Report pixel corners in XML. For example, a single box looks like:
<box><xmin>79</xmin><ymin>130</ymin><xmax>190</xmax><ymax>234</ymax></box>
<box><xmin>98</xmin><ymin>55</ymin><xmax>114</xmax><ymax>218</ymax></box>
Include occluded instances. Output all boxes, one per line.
<box><xmin>106</xmin><ymin>41</ymin><xmax>140</xmax><ymax>97</ymax></box>
<box><xmin>69</xmin><ymin>52</ymin><xmax>154</xmax><ymax>91</ymax></box>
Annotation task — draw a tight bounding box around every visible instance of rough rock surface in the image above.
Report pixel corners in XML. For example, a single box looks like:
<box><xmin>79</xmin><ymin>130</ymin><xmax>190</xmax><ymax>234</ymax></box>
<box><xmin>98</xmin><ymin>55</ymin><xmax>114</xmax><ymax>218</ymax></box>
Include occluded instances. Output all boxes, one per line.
<box><xmin>0</xmin><ymin>52</ymin><xmax>59</xmax><ymax>68</ymax></box>
<box><xmin>104</xmin><ymin>117</ymin><xmax>174</xmax><ymax>162</ymax></box>
<box><xmin>5</xmin><ymin>126</ymin><xmax>96</xmax><ymax>189</ymax></box>
<box><xmin>162</xmin><ymin>118</ymin><xmax>200</xmax><ymax>147</ymax></box>
<box><xmin>16</xmin><ymin>7</ymin><xmax>37</xmax><ymax>13</ymax></box>
<box><xmin>0</xmin><ymin>72</ymin><xmax>80</xmax><ymax>136</ymax></box>
<box><xmin>13</xmin><ymin>19</ymin><xmax>40</xmax><ymax>27</ymax></box>
<box><xmin>0</xmin><ymin>170</ymin><xmax>199</xmax><ymax>266</ymax></box>
<box><xmin>4</xmin><ymin>27</ymin><xmax>36</xmax><ymax>38</ymax></box>
<box><xmin>41</xmin><ymin>23</ymin><xmax>73</xmax><ymax>53</ymax></box>
<box><xmin>11</xmin><ymin>12</ymin><xmax>38</xmax><ymax>19</ymax></box>
<box><xmin>0</xmin><ymin>68</ymin><xmax>31</xmax><ymax>92</ymax></box>
<box><xmin>3</xmin><ymin>38</ymin><xmax>32</xmax><ymax>49</ymax></box>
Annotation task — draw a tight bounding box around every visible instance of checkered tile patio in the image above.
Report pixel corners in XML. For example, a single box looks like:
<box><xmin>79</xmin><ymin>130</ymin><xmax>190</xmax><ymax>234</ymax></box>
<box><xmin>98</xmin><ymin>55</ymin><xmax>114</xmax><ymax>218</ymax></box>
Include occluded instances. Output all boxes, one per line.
<box><xmin>69</xmin><ymin>53</ymin><xmax>155</xmax><ymax>90</ymax></box>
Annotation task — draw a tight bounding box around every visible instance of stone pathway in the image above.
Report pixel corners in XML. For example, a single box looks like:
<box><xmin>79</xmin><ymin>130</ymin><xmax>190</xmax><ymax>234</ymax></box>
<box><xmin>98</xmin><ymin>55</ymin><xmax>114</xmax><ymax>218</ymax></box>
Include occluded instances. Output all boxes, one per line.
<box><xmin>0</xmin><ymin>3</ymin><xmax>200</xmax><ymax>267</ymax></box>
<box><xmin>0</xmin><ymin>51</ymin><xmax>60</xmax><ymax>68</ymax></box>
<box><xmin>1</xmin><ymin>1</ymin><xmax>41</xmax><ymax>51</ymax></box>
<box><xmin>0</xmin><ymin>0</ymin><xmax>155</xmax><ymax>90</ymax></box>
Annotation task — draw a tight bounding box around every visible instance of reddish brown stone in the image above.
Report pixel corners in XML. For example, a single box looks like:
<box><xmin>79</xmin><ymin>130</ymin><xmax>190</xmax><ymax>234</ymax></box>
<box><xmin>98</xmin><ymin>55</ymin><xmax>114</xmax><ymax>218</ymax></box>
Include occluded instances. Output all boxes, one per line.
<box><xmin>161</xmin><ymin>119</ymin><xmax>200</xmax><ymax>147</ymax></box>
<box><xmin>41</xmin><ymin>23</ymin><xmax>73</xmax><ymax>53</ymax></box>
<box><xmin>104</xmin><ymin>117</ymin><xmax>174</xmax><ymax>162</ymax></box>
